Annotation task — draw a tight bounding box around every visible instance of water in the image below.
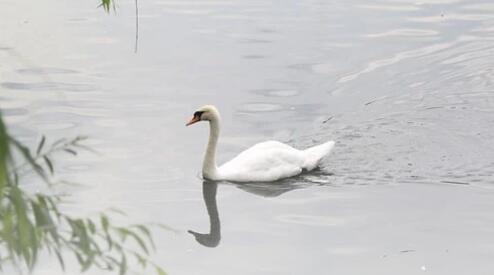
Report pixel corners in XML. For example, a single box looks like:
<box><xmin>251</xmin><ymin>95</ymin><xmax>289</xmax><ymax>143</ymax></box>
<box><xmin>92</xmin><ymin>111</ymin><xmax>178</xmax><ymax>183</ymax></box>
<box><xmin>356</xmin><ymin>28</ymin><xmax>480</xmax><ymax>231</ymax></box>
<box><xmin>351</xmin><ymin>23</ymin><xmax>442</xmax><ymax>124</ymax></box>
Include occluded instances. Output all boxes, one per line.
<box><xmin>1</xmin><ymin>0</ymin><xmax>494</xmax><ymax>274</ymax></box>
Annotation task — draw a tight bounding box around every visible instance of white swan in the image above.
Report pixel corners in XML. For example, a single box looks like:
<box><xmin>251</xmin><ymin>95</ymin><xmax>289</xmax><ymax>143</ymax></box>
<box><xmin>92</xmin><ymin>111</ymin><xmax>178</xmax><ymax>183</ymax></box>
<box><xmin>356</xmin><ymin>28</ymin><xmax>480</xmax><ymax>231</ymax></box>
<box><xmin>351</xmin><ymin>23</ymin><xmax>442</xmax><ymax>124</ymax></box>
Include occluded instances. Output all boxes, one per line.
<box><xmin>186</xmin><ymin>105</ymin><xmax>335</xmax><ymax>182</ymax></box>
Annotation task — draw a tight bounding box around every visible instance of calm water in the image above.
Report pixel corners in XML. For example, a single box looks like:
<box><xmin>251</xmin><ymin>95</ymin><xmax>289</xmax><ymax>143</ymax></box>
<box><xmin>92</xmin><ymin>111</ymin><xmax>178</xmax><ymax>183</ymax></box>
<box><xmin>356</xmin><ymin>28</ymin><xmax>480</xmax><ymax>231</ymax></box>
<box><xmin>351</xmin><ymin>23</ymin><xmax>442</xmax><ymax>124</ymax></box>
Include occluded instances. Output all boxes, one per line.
<box><xmin>1</xmin><ymin>0</ymin><xmax>494</xmax><ymax>274</ymax></box>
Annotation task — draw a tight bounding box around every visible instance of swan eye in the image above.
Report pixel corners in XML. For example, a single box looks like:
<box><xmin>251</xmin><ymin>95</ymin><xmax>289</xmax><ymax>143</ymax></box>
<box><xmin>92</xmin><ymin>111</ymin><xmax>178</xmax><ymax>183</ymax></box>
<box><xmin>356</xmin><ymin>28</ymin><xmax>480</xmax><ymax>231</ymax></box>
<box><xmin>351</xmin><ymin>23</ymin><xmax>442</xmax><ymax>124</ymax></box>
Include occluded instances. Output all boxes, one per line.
<box><xmin>194</xmin><ymin>111</ymin><xmax>205</xmax><ymax>120</ymax></box>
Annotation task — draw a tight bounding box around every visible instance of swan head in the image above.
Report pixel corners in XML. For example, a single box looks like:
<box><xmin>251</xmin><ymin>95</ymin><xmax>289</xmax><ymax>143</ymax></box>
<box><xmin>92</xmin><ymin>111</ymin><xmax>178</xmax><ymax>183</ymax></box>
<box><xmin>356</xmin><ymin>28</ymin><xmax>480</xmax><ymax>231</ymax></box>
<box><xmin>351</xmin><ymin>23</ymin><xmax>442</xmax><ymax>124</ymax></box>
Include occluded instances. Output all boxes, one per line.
<box><xmin>186</xmin><ymin>105</ymin><xmax>220</xmax><ymax>126</ymax></box>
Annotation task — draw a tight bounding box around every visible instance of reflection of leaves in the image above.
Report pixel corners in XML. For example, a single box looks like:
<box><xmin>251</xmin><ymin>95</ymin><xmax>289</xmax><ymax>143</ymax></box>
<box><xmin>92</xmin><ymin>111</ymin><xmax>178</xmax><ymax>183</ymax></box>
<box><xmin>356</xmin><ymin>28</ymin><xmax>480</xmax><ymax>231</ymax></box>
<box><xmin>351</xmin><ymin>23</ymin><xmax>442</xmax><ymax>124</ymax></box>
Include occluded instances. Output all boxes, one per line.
<box><xmin>0</xmin><ymin>112</ymin><xmax>167</xmax><ymax>275</ymax></box>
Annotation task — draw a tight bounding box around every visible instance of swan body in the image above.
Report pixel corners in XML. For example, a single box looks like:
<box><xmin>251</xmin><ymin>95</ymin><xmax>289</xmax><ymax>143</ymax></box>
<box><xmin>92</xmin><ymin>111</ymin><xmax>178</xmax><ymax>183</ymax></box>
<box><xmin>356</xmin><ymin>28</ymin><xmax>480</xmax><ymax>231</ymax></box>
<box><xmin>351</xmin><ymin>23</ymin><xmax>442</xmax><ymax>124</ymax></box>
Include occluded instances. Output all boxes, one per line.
<box><xmin>186</xmin><ymin>105</ymin><xmax>335</xmax><ymax>182</ymax></box>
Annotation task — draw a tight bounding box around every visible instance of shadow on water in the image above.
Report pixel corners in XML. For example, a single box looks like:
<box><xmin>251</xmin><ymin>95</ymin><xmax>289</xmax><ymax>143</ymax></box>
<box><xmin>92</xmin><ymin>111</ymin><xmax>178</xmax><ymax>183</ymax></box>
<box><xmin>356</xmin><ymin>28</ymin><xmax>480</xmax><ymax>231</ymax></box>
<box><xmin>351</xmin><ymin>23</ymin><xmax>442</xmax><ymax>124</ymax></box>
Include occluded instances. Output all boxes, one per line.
<box><xmin>188</xmin><ymin>169</ymin><xmax>334</xmax><ymax>248</ymax></box>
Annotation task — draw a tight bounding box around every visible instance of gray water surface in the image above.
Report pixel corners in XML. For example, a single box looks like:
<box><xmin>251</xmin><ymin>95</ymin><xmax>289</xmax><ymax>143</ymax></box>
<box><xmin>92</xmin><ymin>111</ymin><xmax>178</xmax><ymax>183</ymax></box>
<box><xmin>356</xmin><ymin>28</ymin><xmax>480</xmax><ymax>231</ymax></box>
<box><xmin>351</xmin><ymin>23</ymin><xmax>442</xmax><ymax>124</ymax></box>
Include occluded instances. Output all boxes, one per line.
<box><xmin>1</xmin><ymin>0</ymin><xmax>494</xmax><ymax>274</ymax></box>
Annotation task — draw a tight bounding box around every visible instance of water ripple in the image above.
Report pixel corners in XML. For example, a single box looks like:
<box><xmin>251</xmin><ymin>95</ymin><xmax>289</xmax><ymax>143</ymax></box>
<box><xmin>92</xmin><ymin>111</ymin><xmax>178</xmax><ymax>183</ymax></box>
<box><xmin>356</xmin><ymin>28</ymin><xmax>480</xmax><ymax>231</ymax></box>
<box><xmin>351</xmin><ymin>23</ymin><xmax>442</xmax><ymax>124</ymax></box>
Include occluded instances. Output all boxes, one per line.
<box><xmin>276</xmin><ymin>214</ymin><xmax>346</xmax><ymax>227</ymax></box>
<box><xmin>338</xmin><ymin>42</ymin><xmax>453</xmax><ymax>83</ymax></box>
<box><xmin>17</xmin><ymin>67</ymin><xmax>79</xmax><ymax>75</ymax></box>
<box><xmin>240</xmin><ymin>103</ymin><xmax>284</xmax><ymax>113</ymax></box>
<box><xmin>251</xmin><ymin>89</ymin><xmax>299</xmax><ymax>97</ymax></box>
<box><xmin>409</xmin><ymin>13</ymin><xmax>494</xmax><ymax>23</ymax></box>
<box><xmin>1</xmin><ymin>81</ymin><xmax>95</xmax><ymax>92</ymax></box>
<box><xmin>365</xmin><ymin>29</ymin><xmax>439</xmax><ymax>38</ymax></box>
<box><xmin>355</xmin><ymin>4</ymin><xmax>420</xmax><ymax>12</ymax></box>
<box><xmin>462</xmin><ymin>3</ymin><xmax>494</xmax><ymax>11</ymax></box>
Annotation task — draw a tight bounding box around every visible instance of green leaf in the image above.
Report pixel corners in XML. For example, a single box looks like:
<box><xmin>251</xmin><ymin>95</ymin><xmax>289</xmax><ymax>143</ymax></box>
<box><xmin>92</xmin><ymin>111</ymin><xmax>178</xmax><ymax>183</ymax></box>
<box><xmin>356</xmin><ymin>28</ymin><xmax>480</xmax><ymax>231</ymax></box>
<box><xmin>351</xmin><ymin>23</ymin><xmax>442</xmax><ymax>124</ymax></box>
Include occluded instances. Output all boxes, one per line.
<box><xmin>132</xmin><ymin>252</ymin><xmax>147</xmax><ymax>268</ymax></box>
<box><xmin>54</xmin><ymin>249</ymin><xmax>65</xmax><ymax>270</ymax></box>
<box><xmin>155</xmin><ymin>265</ymin><xmax>167</xmax><ymax>275</ymax></box>
<box><xmin>101</xmin><ymin>215</ymin><xmax>109</xmax><ymax>232</ymax></box>
<box><xmin>134</xmin><ymin>225</ymin><xmax>155</xmax><ymax>250</ymax></box>
<box><xmin>119</xmin><ymin>228</ymin><xmax>148</xmax><ymax>254</ymax></box>
<box><xmin>87</xmin><ymin>219</ymin><xmax>96</xmax><ymax>234</ymax></box>
<box><xmin>75</xmin><ymin>252</ymin><xmax>84</xmax><ymax>266</ymax></box>
<box><xmin>99</xmin><ymin>0</ymin><xmax>115</xmax><ymax>13</ymax></box>
<box><xmin>101</xmin><ymin>215</ymin><xmax>113</xmax><ymax>249</ymax></box>
<box><xmin>108</xmin><ymin>207</ymin><xmax>127</xmax><ymax>216</ymax></box>
<box><xmin>43</xmin><ymin>156</ymin><xmax>54</xmax><ymax>175</ymax></box>
<box><xmin>63</xmin><ymin>148</ymin><xmax>77</xmax><ymax>156</ymax></box>
<box><xmin>10</xmin><ymin>138</ymin><xmax>48</xmax><ymax>182</ymax></box>
<box><xmin>0</xmin><ymin>113</ymin><xmax>10</xmax><ymax>192</ymax></box>
<box><xmin>81</xmin><ymin>252</ymin><xmax>95</xmax><ymax>272</ymax></box>
<box><xmin>36</xmin><ymin>135</ymin><xmax>46</xmax><ymax>156</ymax></box>
<box><xmin>153</xmin><ymin>223</ymin><xmax>177</xmax><ymax>233</ymax></box>
<box><xmin>51</xmin><ymin>138</ymin><xmax>67</xmax><ymax>148</ymax></box>
<box><xmin>118</xmin><ymin>254</ymin><xmax>127</xmax><ymax>275</ymax></box>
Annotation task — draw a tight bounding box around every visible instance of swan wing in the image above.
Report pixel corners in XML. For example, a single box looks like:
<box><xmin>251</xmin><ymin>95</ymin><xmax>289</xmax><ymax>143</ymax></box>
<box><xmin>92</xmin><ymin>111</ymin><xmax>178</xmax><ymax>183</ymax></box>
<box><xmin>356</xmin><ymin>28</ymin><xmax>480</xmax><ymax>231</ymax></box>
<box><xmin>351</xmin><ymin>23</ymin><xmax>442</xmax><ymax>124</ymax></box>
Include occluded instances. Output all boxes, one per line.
<box><xmin>302</xmin><ymin>140</ymin><xmax>335</xmax><ymax>170</ymax></box>
<box><xmin>219</xmin><ymin>141</ymin><xmax>305</xmax><ymax>182</ymax></box>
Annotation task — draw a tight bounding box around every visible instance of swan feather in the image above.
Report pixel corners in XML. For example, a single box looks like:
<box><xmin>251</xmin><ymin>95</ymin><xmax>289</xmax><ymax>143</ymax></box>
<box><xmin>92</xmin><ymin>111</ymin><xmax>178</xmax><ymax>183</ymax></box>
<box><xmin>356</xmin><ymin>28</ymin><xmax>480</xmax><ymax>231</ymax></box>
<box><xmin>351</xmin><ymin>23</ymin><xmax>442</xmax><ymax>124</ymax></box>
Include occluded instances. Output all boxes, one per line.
<box><xmin>187</xmin><ymin>105</ymin><xmax>335</xmax><ymax>182</ymax></box>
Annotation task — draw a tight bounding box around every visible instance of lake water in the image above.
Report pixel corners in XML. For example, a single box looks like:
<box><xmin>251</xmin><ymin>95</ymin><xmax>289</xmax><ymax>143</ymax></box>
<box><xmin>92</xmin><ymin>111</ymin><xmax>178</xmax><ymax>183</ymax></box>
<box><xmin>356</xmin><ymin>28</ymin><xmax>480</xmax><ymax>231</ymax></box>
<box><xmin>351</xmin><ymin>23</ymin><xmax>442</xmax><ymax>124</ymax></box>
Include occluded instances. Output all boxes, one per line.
<box><xmin>1</xmin><ymin>0</ymin><xmax>494</xmax><ymax>274</ymax></box>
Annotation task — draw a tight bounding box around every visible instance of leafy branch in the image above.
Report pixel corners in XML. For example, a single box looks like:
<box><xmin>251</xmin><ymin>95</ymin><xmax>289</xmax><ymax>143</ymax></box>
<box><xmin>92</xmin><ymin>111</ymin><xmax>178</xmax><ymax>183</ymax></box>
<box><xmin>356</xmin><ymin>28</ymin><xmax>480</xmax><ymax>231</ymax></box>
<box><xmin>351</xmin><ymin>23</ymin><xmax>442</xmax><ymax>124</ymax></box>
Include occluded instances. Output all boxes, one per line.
<box><xmin>0</xmin><ymin>114</ymin><xmax>167</xmax><ymax>275</ymax></box>
<box><xmin>99</xmin><ymin>0</ymin><xmax>116</xmax><ymax>13</ymax></box>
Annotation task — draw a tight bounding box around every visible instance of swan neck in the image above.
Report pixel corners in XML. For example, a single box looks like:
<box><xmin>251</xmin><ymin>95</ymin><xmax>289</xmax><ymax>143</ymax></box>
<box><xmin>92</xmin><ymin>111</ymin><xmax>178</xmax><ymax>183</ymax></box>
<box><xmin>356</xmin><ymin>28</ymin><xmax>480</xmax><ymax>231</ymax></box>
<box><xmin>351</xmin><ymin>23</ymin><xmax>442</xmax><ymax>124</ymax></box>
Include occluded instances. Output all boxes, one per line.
<box><xmin>203</xmin><ymin>118</ymin><xmax>220</xmax><ymax>179</ymax></box>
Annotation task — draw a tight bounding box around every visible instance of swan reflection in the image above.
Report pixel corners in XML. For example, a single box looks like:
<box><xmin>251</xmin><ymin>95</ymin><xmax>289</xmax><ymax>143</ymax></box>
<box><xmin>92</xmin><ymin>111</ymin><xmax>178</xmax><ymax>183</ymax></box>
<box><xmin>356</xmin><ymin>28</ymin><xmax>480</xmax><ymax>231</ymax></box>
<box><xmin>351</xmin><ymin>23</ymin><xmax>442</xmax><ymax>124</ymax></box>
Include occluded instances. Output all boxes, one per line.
<box><xmin>188</xmin><ymin>175</ymin><xmax>328</xmax><ymax>247</ymax></box>
<box><xmin>187</xmin><ymin>181</ymin><xmax>221</xmax><ymax>247</ymax></box>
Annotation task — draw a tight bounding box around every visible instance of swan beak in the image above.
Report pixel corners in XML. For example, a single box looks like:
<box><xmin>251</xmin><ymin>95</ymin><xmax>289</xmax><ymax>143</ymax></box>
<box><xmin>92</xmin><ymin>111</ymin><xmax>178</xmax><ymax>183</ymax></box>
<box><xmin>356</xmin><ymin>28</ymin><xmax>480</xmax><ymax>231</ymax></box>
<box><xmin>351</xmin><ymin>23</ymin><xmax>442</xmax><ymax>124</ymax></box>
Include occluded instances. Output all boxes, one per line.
<box><xmin>186</xmin><ymin>116</ymin><xmax>200</xmax><ymax>126</ymax></box>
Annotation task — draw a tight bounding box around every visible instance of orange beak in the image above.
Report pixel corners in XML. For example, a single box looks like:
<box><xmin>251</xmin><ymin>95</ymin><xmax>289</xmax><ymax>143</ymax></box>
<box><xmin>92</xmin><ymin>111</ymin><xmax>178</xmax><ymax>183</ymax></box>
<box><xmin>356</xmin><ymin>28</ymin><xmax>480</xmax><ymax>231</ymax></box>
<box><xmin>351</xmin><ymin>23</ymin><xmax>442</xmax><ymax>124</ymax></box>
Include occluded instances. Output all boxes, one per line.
<box><xmin>186</xmin><ymin>116</ymin><xmax>200</xmax><ymax>126</ymax></box>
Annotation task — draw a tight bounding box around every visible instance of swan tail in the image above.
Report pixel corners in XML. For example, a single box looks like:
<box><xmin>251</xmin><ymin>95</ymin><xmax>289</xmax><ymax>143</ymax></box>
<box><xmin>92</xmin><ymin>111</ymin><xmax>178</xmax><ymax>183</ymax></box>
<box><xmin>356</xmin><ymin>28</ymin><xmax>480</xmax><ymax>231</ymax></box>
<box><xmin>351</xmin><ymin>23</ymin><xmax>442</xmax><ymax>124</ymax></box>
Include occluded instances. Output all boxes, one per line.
<box><xmin>302</xmin><ymin>140</ymin><xmax>335</xmax><ymax>170</ymax></box>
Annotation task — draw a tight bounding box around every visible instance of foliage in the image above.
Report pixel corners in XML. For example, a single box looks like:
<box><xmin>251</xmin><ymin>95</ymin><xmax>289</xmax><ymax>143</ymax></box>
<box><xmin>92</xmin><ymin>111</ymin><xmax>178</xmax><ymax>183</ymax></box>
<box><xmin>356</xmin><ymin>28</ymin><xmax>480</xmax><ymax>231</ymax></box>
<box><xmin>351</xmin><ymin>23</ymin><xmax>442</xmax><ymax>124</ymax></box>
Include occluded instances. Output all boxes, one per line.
<box><xmin>0</xmin><ymin>112</ymin><xmax>166</xmax><ymax>275</ymax></box>
<box><xmin>99</xmin><ymin>0</ymin><xmax>115</xmax><ymax>13</ymax></box>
